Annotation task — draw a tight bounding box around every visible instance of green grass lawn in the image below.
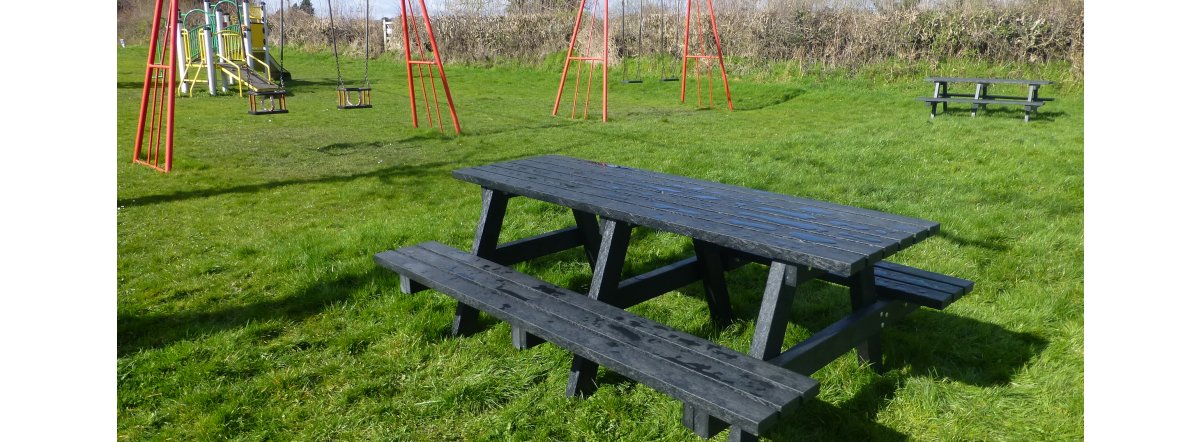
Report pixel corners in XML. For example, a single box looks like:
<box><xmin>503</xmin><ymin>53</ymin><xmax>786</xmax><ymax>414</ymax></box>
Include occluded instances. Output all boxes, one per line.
<box><xmin>117</xmin><ymin>46</ymin><xmax>1083</xmax><ymax>441</ymax></box>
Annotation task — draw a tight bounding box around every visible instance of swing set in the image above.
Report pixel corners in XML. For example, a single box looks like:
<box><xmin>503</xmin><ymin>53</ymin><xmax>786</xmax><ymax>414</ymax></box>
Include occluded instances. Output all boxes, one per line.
<box><xmin>553</xmin><ymin>0</ymin><xmax>733</xmax><ymax>122</ymax></box>
<box><xmin>132</xmin><ymin>0</ymin><xmax>733</xmax><ymax>172</ymax></box>
<box><xmin>132</xmin><ymin>0</ymin><xmax>461</xmax><ymax>172</ymax></box>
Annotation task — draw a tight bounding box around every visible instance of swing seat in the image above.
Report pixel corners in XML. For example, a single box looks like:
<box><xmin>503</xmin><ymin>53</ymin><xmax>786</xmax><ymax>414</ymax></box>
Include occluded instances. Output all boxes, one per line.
<box><xmin>660</xmin><ymin>77</ymin><xmax>680</xmax><ymax>82</ymax></box>
<box><xmin>622</xmin><ymin>79</ymin><xmax>644</xmax><ymax>84</ymax></box>
<box><xmin>248</xmin><ymin>90</ymin><xmax>289</xmax><ymax>115</ymax></box>
<box><xmin>337</xmin><ymin>87</ymin><xmax>373</xmax><ymax>109</ymax></box>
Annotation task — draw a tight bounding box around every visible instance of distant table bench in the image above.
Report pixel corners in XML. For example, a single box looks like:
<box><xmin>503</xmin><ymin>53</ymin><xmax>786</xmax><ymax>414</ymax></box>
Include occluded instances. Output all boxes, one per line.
<box><xmin>918</xmin><ymin>77</ymin><xmax>1053</xmax><ymax>122</ymax></box>
<box><xmin>375</xmin><ymin>155</ymin><xmax>974</xmax><ymax>441</ymax></box>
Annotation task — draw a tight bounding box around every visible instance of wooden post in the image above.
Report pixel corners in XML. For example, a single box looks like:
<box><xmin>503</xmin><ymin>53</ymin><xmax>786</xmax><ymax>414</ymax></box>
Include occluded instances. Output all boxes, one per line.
<box><xmin>849</xmin><ymin>266</ymin><xmax>883</xmax><ymax>370</ymax></box>
<box><xmin>693</xmin><ymin>239</ymin><xmax>734</xmax><ymax>326</ymax></box>
<box><xmin>456</xmin><ymin>188</ymin><xmax>509</xmax><ymax>336</ymax></box>
<box><xmin>566</xmin><ymin>218</ymin><xmax>633</xmax><ymax>397</ymax></box>
<box><xmin>749</xmin><ymin>262</ymin><xmax>799</xmax><ymax>360</ymax></box>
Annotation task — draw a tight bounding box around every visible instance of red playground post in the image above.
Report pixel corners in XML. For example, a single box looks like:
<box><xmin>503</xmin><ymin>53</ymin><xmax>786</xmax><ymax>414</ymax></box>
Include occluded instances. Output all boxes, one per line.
<box><xmin>681</xmin><ymin>0</ymin><xmax>733</xmax><ymax>110</ymax></box>
<box><xmin>132</xmin><ymin>0</ymin><xmax>181</xmax><ymax>172</ymax></box>
<box><xmin>400</xmin><ymin>0</ymin><xmax>462</xmax><ymax>134</ymax></box>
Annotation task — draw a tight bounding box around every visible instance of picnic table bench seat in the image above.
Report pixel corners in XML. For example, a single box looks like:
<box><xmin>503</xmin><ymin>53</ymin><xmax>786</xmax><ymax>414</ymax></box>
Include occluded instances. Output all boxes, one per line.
<box><xmin>375</xmin><ymin>241</ymin><xmax>821</xmax><ymax>437</ymax></box>
<box><xmin>917</xmin><ymin>96</ymin><xmax>1046</xmax><ymax>121</ymax></box>
<box><xmin>821</xmin><ymin>260</ymin><xmax>973</xmax><ymax>310</ymax></box>
<box><xmin>919</xmin><ymin>77</ymin><xmax>1053</xmax><ymax>122</ymax></box>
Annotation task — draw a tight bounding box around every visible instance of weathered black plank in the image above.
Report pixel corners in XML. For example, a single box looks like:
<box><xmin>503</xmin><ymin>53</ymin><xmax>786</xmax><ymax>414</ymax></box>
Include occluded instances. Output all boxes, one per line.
<box><xmin>769</xmin><ymin>299</ymin><xmax>919</xmax><ymax>376</ymax></box>
<box><xmin>378</xmin><ymin>242</ymin><xmax>820</xmax><ymax>434</ymax></box>
<box><xmin>694</xmin><ymin>239</ymin><xmax>735</xmax><ymax>326</ymax></box>
<box><xmin>925</xmin><ymin>76</ymin><xmax>1053</xmax><ymax>85</ymax></box>
<box><xmin>569</xmin><ymin>218</ymin><xmax>633</xmax><ymax>397</ymax></box>
<box><xmin>572</xmin><ymin>209</ymin><xmax>602</xmax><ymax>268</ymax></box>
<box><xmin>378</xmin><ymin>247</ymin><xmax>780</xmax><ymax>431</ymax></box>
<box><xmin>980</xmin><ymin>94</ymin><xmax>1055</xmax><ymax>101</ymax></box>
<box><xmin>849</xmin><ymin>267</ymin><xmax>882</xmax><ymax>369</ymax></box>
<box><xmin>521</xmin><ymin>157</ymin><xmax>927</xmax><ymax>246</ymax></box>
<box><xmin>918</xmin><ymin>97</ymin><xmax>1046</xmax><ymax>106</ymax></box>
<box><xmin>535</xmin><ymin>155</ymin><xmax>938</xmax><ymax>237</ymax></box>
<box><xmin>482</xmin><ymin>162</ymin><xmax>892</xmax><ymax>260</ymax></box>
<box><xmin>498</xmin><ymin>160</ymin><xmax>914</xmax><ymax>260</ymax></box>
<box><xmin>819</xmin><ymin>261</ymin><xmax>973</xmax><ymax>310</ymax></box>
<box><xmin>491</xmin><ymin>226</ymin><xmax>583</xmax><ymax>266</ymax></box>
<box><xmin>452</xmin><ymin>166</ymin><xmax>867</xmax><ymax>276</ymax></box>
<box><xmin>457</xmin><ymin>188</ymin><xmax>510</xmax><ymax>337</ymax></box>
<box><xmin>749</xmin><ymin>263</ymin><xmax>800</xmax><ymax>360</ymax></box>
<box><xmin>412</xmin><ymin>242</ymin><xmax>820</xmax><ymax>401</ymax></box>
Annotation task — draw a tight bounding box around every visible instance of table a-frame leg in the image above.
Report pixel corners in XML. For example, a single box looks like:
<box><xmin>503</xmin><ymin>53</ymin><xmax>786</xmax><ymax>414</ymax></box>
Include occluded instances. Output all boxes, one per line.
<box><xmin>572</xmin><ymin>209</ymin><xmax>603</xmax><ymax>269</ymax></box>
<box><xmin>693</xmin><ymin>239</ymin><xmax>735</xmax><ymax>327</ymax></box>
<box><xmin>566</xmin><ymin>218</ymin><xmax>633</xmax><ymax>398</ymax></box>
<box><xmin>511</xmin><ymin>209</ymin><xmax>603</xmax><ymax>350</ymax></box>
<box><xmin>685</xmin><ymin>262</ymin><xmax>801</xmax><ymax>441</ymax></box>
<box><xmin>455</xmin><ymin>188</ymin><xmax>509</xmax><ymax>337</ymax></box>
<box><xmin>749</xmin><ymin>262</ymin><xmax>801</xmax><ymax>360</ymax></box>
<box><xmin>849</xmin><ymin>266</ymin><xmax>883</xmax><ymax>370</ymax></box>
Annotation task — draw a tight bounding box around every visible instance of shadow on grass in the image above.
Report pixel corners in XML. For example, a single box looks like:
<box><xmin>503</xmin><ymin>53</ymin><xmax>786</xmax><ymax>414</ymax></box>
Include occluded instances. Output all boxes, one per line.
<box><xmin>735</xmin><ymin>87</ymin><xmax>808</xmax><ymax>111</ymax></box>
<box><xmin>117</xmin><ymin>267</ymin><xmax>392</xmax><ymax>357</ymax></box>
<box><xmin>117</xmin><ymin>158</ymin><xmax>452</xmax><ymax>208</ymax></box>
<box><xmin>309</xmin><ymin>133</ymin><xmax>447</xmax><ymax>156</ymax></box>
<box><xmin>116</xmin><ymin>142</ymin><xmax>558</xmax><ymax>209</ymax></box>
<box><xmin>939</xmin><ymin>228</ymin><xmax>1011</xmax><ymax>252</ymax></box>
<box><xmin>766</xmin><ymin>375</ymin><xmax>909</xmax><ymax>441</ymax></box>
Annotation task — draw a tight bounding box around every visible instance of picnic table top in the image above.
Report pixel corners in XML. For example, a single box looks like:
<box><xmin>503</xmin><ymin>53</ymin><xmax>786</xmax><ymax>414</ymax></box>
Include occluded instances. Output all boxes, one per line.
<box><xmin>452</xmin><ymin>155</ymin><xmax>939</xmax><ymax>277</ymax></box>
<box><xmin>926</xmin><ymin>76</ymin><xmax>1053</xmax><ymax>85</ymax></box>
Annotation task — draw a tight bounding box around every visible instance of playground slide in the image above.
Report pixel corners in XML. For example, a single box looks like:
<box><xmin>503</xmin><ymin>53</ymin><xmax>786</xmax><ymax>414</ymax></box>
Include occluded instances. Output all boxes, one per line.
<box><xmin>217</xmin><ymin>61</ymin><xmax>284</xmax><ymax>93</ymax></box>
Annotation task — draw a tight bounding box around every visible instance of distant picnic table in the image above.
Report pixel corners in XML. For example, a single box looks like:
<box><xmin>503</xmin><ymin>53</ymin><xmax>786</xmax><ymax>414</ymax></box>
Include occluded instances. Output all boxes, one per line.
<box><xmin>919</xmin><ymin>76</ymin><xmax>1053</xmax><ymax>122</ymax></box>
<box><xmin>376</xmin><ymin>155</ymin><xmax>973</xmax><ymax>441</ymax></box>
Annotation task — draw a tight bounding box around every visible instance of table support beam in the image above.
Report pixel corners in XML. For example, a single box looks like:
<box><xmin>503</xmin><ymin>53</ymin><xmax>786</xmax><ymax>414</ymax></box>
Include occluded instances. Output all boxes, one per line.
<box><xmin>572</xmin><ymin>209</ymin><xmax>603</xmax><ymax>269</ymax></box>
<box><xmin>456</xmin><ymin>188</ymin><xmax>510</xmax><ymax>337</ymax></box>
<box><xmin>770</xmin><ymin>299</ymin><xmax>917</xmax><ymax>376</ymax></box>
<box><xmin>491</xmin><ymin>226</ymin><xmax>583</xmax><ymax>266</ymax></box>
<box><xmin>849</xmin><ymin>266</ymin><xmax>883</xmax><ymax>370</ymax></box>
<box><xmin>567</xmin><ymin>218</ymin><xmax>633</xmax><ymax>397</ymax></box>
<box><xmin>513</xmin><ymin>211</ymin><xmax>602</xmax><ymax>349</ymax></box>
<box><xmin>613</xmin><ymin>256</ymin><xmax>699</xmax><ymax>307</ymax></box>
<box><xmin>693</xmin><ymin>239</ymin><xmax>735</xmax><ymax>327</ymax></box>
<box><xmin>750</xmin><ymin>262</ymin><xmax>800</xmax><ymax>360</ymax></box>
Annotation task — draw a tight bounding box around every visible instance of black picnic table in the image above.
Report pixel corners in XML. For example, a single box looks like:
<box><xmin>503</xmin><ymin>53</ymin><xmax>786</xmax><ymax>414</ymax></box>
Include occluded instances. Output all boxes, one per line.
<box><xmin>920</xmin><ymin>76</ymin><xmax>1053</xmax><ymax>122</ymax></box>
<box><xmin>376</xmin><ymin>155</ymin><xmax>972</xmax><ymax>440</ymax></box>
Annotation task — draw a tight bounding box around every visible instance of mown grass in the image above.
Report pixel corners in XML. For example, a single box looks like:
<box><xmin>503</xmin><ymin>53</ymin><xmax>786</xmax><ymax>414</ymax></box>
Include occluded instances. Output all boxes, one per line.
<box><xmin>117</xmin><ymin>46</ymin><xmax>1082</xmax><ymax>441</ymax></box>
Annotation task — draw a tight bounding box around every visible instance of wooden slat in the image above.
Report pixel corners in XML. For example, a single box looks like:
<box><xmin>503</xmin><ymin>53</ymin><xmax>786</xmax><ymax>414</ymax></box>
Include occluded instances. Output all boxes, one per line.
<box><xmin>452</xmin><ymin>167</ymin><xmax>868</xmax><ymax>276</ymax></box>
<box><xmin>412</xmin><ymin>243</ymin><xmax>818</xmax><ymax>405</ymax></box>
<box><xmin>925</xmin><ymin>76</ymin><xmax>1053</xmax><ymax>85</ymax></box>
<box><xmin>376</xmin><ymin>249</ymin><xmax>778</xmax><ymax>431</ymax></box>
<box><xmin>536</xmin><ymin>155</ymin><xmax>939</xmax><ymax>234</ymax></box>
<box><xmin>486</xmin><ymin>160</ymin><xmax>894</xmax><ymax>259</ymax></box>
<box><xmin>875</xmin><ymin>278</ymin><xmax>955</xmax><ymax>309</ymax></box>
<box><xmin>375</xmin><ymin>243</ymin><xmax>820</xmax><ymax>434</ymax></box>
<box><xmin>918</xmin><ymin>97</ymin><xmax>1046</xmax><ymax>106</ymax></box>
<box><xmin>819</xmin><ymin>261</ymin><xmax>973</xmax><ymax>310</ymax></box>
<box><xmin>511</xmin><ymin>158</ymin><xmax>923</xmax><ymax>248</ymax></box>
<box><xmin>875</xmin><ymin>261</ymin><xmax>974</xmax><ymax>291</ymax></box>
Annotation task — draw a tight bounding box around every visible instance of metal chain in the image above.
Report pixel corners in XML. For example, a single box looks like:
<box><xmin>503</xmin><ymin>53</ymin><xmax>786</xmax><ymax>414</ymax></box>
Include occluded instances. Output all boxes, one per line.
<box><xmin>326</xmin><ymin>0</ymin><xmax>345</xmax><ymax>89</ymax></box>
<box><xmin>362</xmin><ymin>0</ymin><xmax>370</xmax><ymax>88</ymax></box>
